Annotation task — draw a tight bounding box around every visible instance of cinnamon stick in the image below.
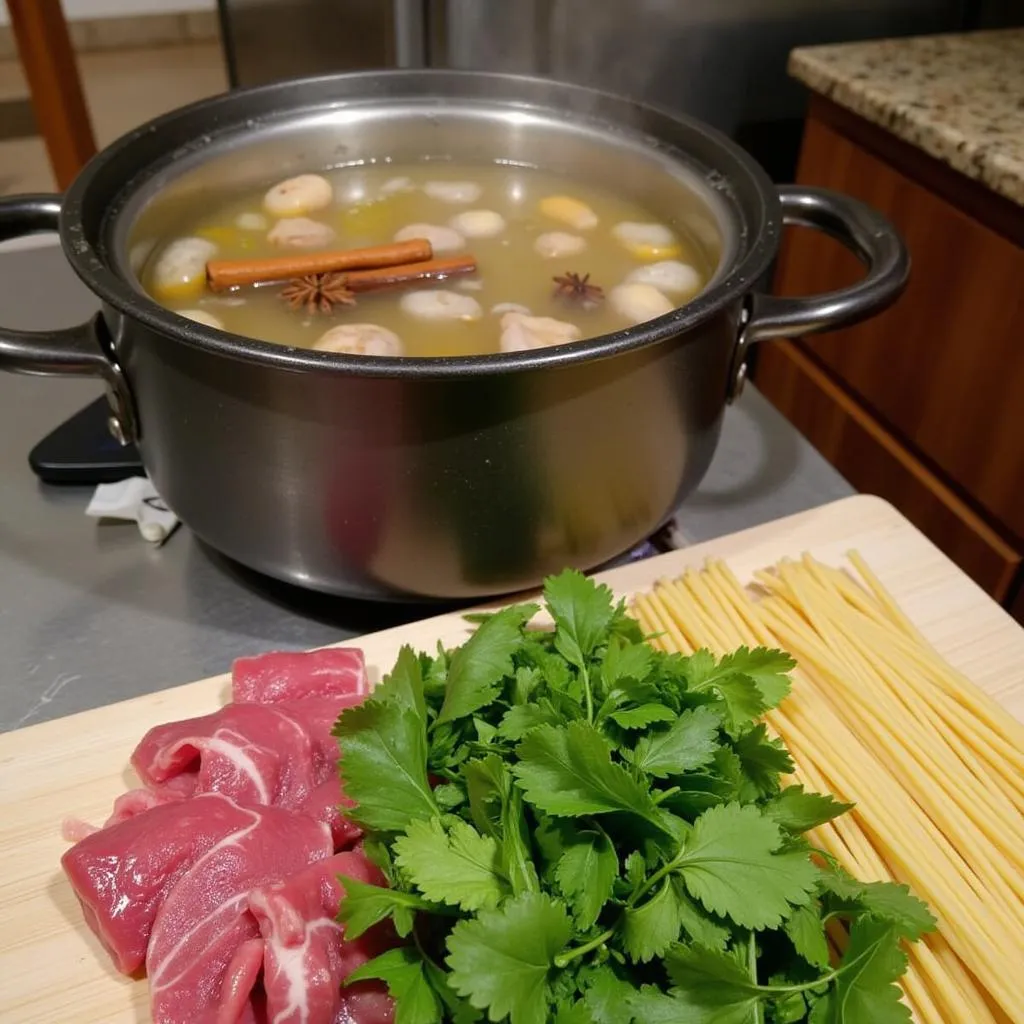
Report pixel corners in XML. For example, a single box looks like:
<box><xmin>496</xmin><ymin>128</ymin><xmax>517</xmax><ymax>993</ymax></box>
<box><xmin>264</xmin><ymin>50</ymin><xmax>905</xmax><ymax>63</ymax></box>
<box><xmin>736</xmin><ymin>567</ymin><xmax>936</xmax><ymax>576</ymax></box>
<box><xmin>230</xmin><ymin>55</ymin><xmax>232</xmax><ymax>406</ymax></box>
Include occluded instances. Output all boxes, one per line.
<box><xmin>345</xmin><ymin>255</ymin><xmax>478</xmax><ymax>292</ymax></box>
<box><xmin>206</xmin><ymin>238</ymin><xmax>433</xmax><ymax>291</ymax></box>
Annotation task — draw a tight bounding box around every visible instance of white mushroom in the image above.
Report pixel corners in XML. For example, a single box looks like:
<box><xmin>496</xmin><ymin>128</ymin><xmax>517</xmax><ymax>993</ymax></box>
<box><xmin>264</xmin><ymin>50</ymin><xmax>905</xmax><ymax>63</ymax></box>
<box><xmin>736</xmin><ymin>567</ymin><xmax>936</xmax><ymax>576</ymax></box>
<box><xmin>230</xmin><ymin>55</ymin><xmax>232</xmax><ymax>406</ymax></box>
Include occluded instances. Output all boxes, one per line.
<box><xmin>393</xmin><ymin>223</ymin><xmax>465</xmax><ymax>254</ymax></box>
<box><xmin>611</xmin><ymin>222</ymin><xmax>681</xmax><ymax>260</ymax></box>
<box><xmin>400</xmin><ymin>290</ymin><xmax>482</xmax><ymax>322</ymax></box>
<box><xmin>491</xmin><ymin>302</ymin><xmax>532</xmax><ymax>317</ymax></box>
<box><xmin>379</xmin><ymin>176</ymin><xmax>414</xmax><ymax>196</ymax></box>
<box><xmin>609</xmin><ymin>282</ymin><xmax>675</xmax><ymax>324</ymax></box>
<box><xmin>129</xmin><ymin>239</ymin><xmax>156</xmax><ymax>276</ymax></box>
<box><xmin>456</xmin><ymin>279</ymin><xmax>484</xmax><ymax>291</ymax></box>
<box><xmin>423</xmin><ymin>181</ymin><xmax>483</xmax><ymax>204</ymax></box>
<box><xmin>539</xmin><ymin>195</ymin><xmax>598</xmax><ymax>231</ymax></box>
<box><xmin>448</xmin><ymin>209</ymin><xmax>506</xmax><ymax>239</ymax></box>
<box><xmin>499</xmin><ymin>312</ymin><xmax>582</xmax><ymax>352</ymax></box>
<box><xmin>267</xmin><ymin>217</ymin><xmax>336</xmax><ymax>249</ymax></box>
<box><xmin>263</xmin><ymin>174</ymin><xmax>334</xmax><ymax>217</ymax></box>
<box><xmin>177</xmin><ymin>309</ymin><xmax>224</xmax><ymax>329</ymax></box>
<box><xmin>534</xmin><ymin>231</ymin><xmax>587</xmax><ymax>259</ymax></box>
<box><xmin>149</xmin><ymin>236</ymin><xmax>218</xmax><ymax>302</ymax></box>
<box><xmin>313</xmin><ymin>324</ymin><xmax>403</xmax><ymax>357</ymax></box>
<box><xmin>625</xmin><ymin>260</ymin><xmax>702</xmax><ymax>298</ymax></box>
<box><xmin>235</xmin><ymin>212</ymin><xmax>269</xmax><ymax>231</ymax></box>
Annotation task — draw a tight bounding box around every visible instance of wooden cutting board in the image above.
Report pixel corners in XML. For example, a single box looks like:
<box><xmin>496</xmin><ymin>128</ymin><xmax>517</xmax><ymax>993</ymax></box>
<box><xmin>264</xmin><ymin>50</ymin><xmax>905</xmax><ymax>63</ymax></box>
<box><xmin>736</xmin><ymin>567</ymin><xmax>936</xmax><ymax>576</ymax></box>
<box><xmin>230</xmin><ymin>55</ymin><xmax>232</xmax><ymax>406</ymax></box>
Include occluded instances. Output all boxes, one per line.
<box><xmin>1</xmin><ymin>495</ymin><xmax>1022</xmax><ymax>1023</ymax></box>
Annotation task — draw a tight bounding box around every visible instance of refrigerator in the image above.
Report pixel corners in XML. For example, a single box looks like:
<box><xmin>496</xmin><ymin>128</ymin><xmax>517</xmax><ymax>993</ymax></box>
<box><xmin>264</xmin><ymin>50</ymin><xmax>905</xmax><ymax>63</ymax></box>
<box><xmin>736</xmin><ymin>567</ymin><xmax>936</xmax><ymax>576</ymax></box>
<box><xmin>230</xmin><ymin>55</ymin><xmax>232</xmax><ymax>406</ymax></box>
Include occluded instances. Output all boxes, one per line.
<box><xmin>216</xmin><ymin>0</ymin><xmax>1013</xmax><ymax>182</ymax></box>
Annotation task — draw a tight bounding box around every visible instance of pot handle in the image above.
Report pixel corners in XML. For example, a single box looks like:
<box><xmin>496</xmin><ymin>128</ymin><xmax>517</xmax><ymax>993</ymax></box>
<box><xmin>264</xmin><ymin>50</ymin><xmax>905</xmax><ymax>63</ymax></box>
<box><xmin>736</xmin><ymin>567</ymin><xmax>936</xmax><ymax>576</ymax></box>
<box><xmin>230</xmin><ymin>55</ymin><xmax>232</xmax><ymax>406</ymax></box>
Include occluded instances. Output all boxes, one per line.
<box><xmin>0</xmin><ymin>194</ymin><xmax>138</xmax><ymax>443</ymax></box>
<box><xmin>728</xmin><ymin>184</ymin><xmax>909</xmax><ymax>400</ymax></box>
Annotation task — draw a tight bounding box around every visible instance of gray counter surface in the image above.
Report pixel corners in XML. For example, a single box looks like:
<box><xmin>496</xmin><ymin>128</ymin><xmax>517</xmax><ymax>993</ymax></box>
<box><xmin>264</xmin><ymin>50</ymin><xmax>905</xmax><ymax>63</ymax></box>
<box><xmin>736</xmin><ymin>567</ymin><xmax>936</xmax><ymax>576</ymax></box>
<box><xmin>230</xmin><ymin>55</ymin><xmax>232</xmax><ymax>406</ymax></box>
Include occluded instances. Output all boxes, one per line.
<box><xmin>0</xmin><ymin>239</ymin><xmax>852</xmax><ymax>732</ymax></box>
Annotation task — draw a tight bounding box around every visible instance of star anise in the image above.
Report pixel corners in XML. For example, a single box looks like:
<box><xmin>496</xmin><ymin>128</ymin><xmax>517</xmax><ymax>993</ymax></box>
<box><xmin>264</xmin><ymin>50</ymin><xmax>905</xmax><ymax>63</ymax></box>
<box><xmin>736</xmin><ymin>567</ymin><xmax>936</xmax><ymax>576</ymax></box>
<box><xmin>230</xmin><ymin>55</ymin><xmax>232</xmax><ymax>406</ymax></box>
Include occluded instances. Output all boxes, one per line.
<box><xmin>553</xmin><ymin>271</ymin><xmax>604</xmax><ymax>307</ymax></box>
<box><xmin>281</xmin><ymin>272</ymin><xmax>356</xmax><ymax>314</ymax></box>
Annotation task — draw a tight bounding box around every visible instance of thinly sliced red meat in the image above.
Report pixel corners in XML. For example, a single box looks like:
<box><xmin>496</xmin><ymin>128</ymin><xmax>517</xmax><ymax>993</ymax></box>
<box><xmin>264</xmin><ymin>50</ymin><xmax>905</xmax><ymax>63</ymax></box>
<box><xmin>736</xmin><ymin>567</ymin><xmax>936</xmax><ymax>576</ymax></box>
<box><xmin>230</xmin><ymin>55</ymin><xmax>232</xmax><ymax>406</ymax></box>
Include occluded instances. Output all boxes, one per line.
<box><xmin>147</xmin><ymin>803</ymin><xmax>331</xmax><ymax>1024</ymax></box>
<box><xmin>61</xmin><ymin>793</ymin><xmax>264</xmax><ymax>975</ymax></box>
<box><xmin>248</xmin><ymin>850</ymin><xmax>396</xmax><ymax>1024</ymax></box>
<box><xmin>232</xmin><ymin>648</ymin><xmax>368</xmax><ymax>704</ymax></box>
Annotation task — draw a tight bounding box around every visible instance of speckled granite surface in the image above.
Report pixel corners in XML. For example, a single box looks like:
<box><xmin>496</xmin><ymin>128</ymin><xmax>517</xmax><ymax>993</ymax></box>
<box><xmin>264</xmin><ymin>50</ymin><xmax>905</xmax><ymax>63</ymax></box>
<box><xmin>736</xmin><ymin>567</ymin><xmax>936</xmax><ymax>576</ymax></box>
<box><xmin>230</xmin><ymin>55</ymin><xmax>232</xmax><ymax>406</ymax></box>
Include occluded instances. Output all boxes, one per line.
<box><xmin>789</xmin><ymin>29</ymin><xmax>1024</xmax><ymax>207</ymax></box>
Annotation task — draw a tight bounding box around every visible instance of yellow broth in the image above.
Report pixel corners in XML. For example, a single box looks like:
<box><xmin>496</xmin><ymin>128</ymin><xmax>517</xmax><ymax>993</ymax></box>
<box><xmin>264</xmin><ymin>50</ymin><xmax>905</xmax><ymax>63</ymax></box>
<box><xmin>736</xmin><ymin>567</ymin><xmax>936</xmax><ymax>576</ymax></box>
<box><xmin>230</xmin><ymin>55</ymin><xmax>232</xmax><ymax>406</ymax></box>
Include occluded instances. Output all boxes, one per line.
<box><xmin>138</xmin><ymin>162</ymin><xmax>715</xmax><ymax>358</ymax></box>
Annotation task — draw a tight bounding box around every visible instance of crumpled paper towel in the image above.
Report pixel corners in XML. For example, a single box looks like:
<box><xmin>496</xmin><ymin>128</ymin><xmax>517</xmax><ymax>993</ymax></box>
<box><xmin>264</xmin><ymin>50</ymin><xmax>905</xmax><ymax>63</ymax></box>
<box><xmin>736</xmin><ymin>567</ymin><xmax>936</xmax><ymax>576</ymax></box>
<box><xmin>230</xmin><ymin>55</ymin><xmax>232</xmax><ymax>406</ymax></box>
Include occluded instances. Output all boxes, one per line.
<box><xmin>85</xmin><ymin>476</ymin><xmax>180</xmax><ymax>544</ymax></box>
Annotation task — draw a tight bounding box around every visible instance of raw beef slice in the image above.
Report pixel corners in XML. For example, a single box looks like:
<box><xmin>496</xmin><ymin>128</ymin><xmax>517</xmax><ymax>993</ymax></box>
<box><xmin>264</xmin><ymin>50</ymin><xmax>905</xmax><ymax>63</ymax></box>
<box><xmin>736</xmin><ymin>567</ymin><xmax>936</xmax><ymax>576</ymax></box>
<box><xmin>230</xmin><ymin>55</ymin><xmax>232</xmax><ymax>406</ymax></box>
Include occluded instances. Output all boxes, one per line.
<box><xmin>232</xmin><ymin>648</ymin><xmax>369</xmax><ymax>704</ymax></box>
<box><xmin>249</xmin><ymin>850</ymin><xmax>396</xmax><ymax>1024</ymax></box>
<box><xmin>61</xmin><ymin>793</ymin><xmax>266</xmax><ymax>974</ymax></box>
<box><xmin>146</xmin><ymin>803</ymin><xmax>332</xmax><ymax>1024</ymax></box>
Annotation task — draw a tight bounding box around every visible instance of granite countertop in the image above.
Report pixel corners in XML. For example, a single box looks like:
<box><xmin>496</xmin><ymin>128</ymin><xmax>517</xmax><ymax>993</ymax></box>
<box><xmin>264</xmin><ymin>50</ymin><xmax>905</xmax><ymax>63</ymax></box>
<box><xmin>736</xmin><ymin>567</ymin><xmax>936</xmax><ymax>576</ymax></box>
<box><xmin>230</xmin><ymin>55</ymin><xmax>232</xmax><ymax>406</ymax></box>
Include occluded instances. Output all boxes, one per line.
<box><xmin>789</xmin><ymin>29</ymin><xmax>1024</xmax><ymax>207</ymax></box>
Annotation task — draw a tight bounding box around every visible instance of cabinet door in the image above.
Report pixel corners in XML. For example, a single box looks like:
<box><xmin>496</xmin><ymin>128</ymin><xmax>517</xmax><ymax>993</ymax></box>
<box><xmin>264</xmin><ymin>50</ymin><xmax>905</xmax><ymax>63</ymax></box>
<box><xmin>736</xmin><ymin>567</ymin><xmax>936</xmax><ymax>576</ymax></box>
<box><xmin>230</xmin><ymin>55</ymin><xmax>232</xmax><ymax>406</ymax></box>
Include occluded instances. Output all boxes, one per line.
<box><xmin>769</xmin><ymin>100</ymin><xmax>1024</xmax><ymax>548</ymax></box>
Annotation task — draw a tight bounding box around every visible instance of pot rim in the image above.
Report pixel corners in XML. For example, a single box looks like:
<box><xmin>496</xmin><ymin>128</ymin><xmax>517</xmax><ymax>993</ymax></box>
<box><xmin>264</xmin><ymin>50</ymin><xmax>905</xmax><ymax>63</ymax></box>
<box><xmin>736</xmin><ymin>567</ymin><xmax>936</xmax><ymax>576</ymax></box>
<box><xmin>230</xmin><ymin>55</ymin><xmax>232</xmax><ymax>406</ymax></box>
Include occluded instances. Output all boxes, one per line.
<box><xmin>60</xmin><ymin>69</ymin><xmax>781</xmax><ymax>379</ymax></box>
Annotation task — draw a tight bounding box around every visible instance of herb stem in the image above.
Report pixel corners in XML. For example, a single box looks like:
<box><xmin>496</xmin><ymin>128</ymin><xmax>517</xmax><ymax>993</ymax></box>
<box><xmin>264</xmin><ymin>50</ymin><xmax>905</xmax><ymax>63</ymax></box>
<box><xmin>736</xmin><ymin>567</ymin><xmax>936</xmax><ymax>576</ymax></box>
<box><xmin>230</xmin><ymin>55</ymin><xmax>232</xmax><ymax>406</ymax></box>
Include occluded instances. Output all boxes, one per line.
<box><xmin>748</xmin><ymin>933</ymin><xmax>765</xmax><ymax>1024</ymax></box>
<box><xmin>581</xmin><ymin>664</ymin><xmax>594</xmax><ymax>723</ymax></box>
<box><xmin>553</xmin><ymin>926</ymin><xmax>616</xmax><ymax>968</ymax></box>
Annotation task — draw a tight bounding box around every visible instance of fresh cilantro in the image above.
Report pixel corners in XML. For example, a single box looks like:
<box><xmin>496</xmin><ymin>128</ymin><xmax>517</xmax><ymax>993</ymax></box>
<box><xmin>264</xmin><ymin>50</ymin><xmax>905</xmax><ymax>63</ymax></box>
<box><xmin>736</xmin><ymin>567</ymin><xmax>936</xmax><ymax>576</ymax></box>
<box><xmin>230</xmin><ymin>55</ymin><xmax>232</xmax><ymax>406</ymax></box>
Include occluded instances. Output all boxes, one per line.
<box><xmin>555</xmin><ymin>828</ymin><xmax>618</xmax><ymax>930</ymax></box>
<box><xmin>446</xmin><ymin>893</ymin><xmax>573</xmax><ymax>1024</ymax></box>
<box><xmin>394</xmin><ymin>817</ymin><xmax>510</xmax><ymax>911</ymax></box>
<box><xmin>670</xmin><ymin>803</ymin><xmax>819</xmax><ymax>930</ymax></box>
<box><xmin>765</xmin><ymin>785</ymin><xmax>853</xmax><ymax>834</ymax></box>
<box><xmin>437</xmin><ymin>604</ymin><xmax>539</xmax><ymax>725</ymax></box>
<box><xmin>347</xmin><ymin>946</ymin><xmax>443</xmax><ymax>1024</ymax></box>
<box><xmin>513</xmin><ymin>722</ymin><xmax>663</xmax><ymax>828</ymax></box>
<box><xmin>631</xmin><ymin>705</ymin><xmax>721</xmax><ymax>777</ymax></box>
<box><xmin>333</xmin><ymin>700</ymin><xmax>438</xmax><ymax>832</ymax></box>
<box><xmin>330</xmin><ymin>568</ymin><xmax>927</xmax><ymax>1024</ymax></box>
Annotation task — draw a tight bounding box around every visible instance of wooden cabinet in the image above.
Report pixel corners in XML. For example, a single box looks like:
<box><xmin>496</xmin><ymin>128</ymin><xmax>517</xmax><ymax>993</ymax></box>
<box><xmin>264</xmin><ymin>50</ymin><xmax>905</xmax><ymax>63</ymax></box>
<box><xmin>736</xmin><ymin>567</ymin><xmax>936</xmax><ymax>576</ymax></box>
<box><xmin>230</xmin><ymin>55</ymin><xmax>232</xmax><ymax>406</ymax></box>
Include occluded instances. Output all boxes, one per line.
<box><xmin>755</xmin><ymin>95</ymin><xmax>1024</xmax><ymax>615</ymax></box>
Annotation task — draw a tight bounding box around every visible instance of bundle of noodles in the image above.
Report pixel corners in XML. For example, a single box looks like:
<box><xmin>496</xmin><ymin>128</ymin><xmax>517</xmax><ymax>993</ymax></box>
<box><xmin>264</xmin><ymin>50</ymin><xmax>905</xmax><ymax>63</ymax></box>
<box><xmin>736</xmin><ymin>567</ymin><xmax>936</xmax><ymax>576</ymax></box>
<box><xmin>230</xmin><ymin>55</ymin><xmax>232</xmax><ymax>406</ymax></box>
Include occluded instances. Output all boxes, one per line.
<box><xmin>631</xmin><ymin>552</ymin><xmax>1024</xmax><ymax>1024</ymax></box>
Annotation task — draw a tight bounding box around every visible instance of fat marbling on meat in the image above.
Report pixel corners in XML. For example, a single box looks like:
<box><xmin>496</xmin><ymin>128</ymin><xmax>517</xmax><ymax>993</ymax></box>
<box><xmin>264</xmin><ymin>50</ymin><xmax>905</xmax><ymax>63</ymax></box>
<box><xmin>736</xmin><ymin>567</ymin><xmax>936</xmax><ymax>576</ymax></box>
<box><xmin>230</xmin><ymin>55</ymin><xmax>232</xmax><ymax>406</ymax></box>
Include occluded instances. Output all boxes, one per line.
<box><xmin>232</xmin><ymin>648</ymin><xmax>368</xmax><ymax>704</ymax></box>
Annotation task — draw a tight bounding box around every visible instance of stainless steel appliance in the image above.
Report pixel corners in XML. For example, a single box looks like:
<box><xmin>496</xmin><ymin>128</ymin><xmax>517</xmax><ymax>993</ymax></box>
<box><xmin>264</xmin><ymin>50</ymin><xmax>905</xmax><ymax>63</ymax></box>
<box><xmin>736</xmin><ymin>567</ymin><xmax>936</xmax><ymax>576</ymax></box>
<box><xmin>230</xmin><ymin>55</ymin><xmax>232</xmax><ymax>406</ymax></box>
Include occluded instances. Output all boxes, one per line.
<box><xmin>217</xmin><ymin>0</ymin><xmax>973</xmax><ymax>179</ymax></box>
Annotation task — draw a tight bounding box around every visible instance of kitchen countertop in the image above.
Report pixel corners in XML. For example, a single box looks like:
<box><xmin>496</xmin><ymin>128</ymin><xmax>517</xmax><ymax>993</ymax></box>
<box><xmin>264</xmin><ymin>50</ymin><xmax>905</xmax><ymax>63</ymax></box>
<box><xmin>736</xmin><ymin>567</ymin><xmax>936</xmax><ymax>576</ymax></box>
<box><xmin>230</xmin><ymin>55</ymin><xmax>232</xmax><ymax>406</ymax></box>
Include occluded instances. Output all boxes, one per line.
<box><xmin>0</xmin><ymin>237</ymin><xmax>853</xmax><ymax>733</ymax></box>
<box><xmin>789</xmin><ymin>28</ymin><xmax>1024</xmax><ymax>207</ymax></box>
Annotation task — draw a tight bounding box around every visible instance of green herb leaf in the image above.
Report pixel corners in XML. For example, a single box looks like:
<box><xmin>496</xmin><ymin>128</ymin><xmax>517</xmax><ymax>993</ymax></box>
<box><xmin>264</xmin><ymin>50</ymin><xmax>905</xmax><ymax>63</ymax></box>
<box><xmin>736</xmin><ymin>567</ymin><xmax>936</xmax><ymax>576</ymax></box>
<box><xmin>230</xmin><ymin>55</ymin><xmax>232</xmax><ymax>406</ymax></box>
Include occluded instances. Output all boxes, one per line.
<box><xmin>544</xmin><ymin>569</ymin><xmax>616</xmax><ymax>668</ymax></box>
<box><xmin>732</xmin><ymin>724</ymin><xmax>794</xmax><ymax>798</ymax></box>
<box><xmin>691</xmin><ymin>673</ymin><xmax>765</xmax><ymax>733</ymax></box>
<box><xmin>622</xmin><ymin>878</ymin><xmax>685</xmax><ymax>963</ymax></box>
<box><xmin>601</xmin><ymin>636</ymin><xmax>654</xmax><ymax>689</ymax></box>
<box><xmin>582</xmin><ymin>965</ymin><xmax>637</xmax><ymax>1024</ymax></box>
<box><xmin>555</xmin><ymin>828</ymin><xmax>618</xmax><ymax>930</ymax></box>
<box><xmin>502</xmin><ymin>786</ymin><xmax>541</xmax><ymax>896</ymax></box>
<box><xmin>334</xmin><ymin>700</ymin><xmax>438</xmax><ymax>832</ymax></box>
<box><xmin>372</xmin><ymin>644</ymin><xmax>427</xmax><ymax>721</ymax></box>
<box><xmin>445</xmin><ymin>892</ymin><xmax>573</xmax><ymax>1024</ymax></box>
<box><xmin>336</xmin><ymin>874</ymin><xmax>435</xmax><ymax>940</ymax></box>
<box><xmin>821</xmin><ymin>873</ymin><xmax>936</xmax><ymax>941</ymax></box>
<box><xmin>673</xmin><ymin>803</ymin><xmax>819</xmax><ymax>929</ymax></box>
<box><xmin>654</xmin><ymin>944</ymin><xmax>763</xmax><ymax>1023</ymax></box>
<box><xmin>513</xmin><ymin>722</ymin><xmax>661</xmax><ymax>825</ymax></box>
<box><xmin>632</xmin><ymin>706</ymin><xmax>721</xmax><ymax>778</ymax></box>
<box><xmin>784</xmin><ymin>901</ymin><xmax>831</xmax><ymax>969</ymax></box>
<box><xmin>608</xmin><ymin>704</ymin><xmax>678</xmax><ymax>730</ymax></box>
<box><xmin>765</xmin><ymin>785</ymin><xmax>854</xmax><ymax>834</ymax></box>
<box><xmin>716</xmin><ymin>647</ymin><xmax>795</xmax><ymax>709</ymax></box>
<box><xmin>670</xmin><ymin>877</ymin><xmax>731</xmax><ymax>950</ymax></box>
<box><xmin>346</xmin><ymin>946</ymin><xmax>443</xmax><ymax>1024</ymax></box>
<box><xmin>821</xmin><ymin>919</ymin><xmax>911</xmax><ymax>1023</ymax></box>
<box><xmin>463</xmin><ymin>754</ymin><xmax>508</xmax><ymax>837</ymax></box>
<box><xmin>499</xmin><ymin>703</ymin><xmax>562</xmax><ymax>740</ymax></box>
<box><xmin>394</xmin><ymin>817</ymin><xmax>510</xmax><ymax>911</ymax></box>
<box><xmin>437</xmin><ymin>604</ymin><xmax>539</xmax><ymax>725</ymax></box>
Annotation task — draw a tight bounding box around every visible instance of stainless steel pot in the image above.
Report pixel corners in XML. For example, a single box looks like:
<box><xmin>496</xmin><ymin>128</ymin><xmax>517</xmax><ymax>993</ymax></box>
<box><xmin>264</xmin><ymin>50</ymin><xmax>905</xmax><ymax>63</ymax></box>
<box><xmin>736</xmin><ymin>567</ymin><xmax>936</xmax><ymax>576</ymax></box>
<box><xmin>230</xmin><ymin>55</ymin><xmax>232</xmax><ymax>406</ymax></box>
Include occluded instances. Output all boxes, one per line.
<box><xmin>0</xmin><ymin>71</ymin><xmax>907</xmax><ymax>601</ymax></box>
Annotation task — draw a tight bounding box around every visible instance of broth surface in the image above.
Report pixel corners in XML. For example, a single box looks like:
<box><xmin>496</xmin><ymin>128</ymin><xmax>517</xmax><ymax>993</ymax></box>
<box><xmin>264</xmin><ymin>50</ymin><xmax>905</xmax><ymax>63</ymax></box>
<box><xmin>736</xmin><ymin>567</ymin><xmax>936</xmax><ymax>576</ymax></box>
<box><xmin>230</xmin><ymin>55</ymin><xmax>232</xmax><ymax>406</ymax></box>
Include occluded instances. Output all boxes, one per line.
<box><xmin>138</xmin><ymin>161</ymin><xmax>715</xmax><ymax>357</ymax></box>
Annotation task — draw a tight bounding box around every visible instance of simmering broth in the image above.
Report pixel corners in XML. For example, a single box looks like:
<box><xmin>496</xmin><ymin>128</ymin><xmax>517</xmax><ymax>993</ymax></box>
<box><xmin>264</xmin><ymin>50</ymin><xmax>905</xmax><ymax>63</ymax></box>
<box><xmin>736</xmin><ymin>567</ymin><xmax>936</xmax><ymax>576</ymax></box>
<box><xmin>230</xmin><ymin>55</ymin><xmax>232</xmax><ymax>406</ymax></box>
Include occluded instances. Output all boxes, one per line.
<box><xmin>138</xmin><ymin>161</ymin><xmax>715</xmax><ymax>358</ymax></box>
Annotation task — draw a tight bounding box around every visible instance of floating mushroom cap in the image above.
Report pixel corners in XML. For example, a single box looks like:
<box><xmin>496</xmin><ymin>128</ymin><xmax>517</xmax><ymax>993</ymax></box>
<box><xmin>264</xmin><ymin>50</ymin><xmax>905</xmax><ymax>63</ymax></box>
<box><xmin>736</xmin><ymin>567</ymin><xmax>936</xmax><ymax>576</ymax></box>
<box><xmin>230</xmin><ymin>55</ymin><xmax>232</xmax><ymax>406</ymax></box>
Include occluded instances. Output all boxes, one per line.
<box><xmin>448</xmin><ymin>210</ymin><xmax>507</xmax><ymax>239</ymax></box>
<box><xmin>263</xmin><ymin>174</ymin><xmax>334</xmax><ymax>217</ymax></box>
<box><xmin>423</xmin><ymin>181</ymin><xmax>483</xmax><ymax>204</ymax></box>
<box><xmin>313</xmin><ymin>324</ymin><xmax>403</xmax><ymax>356</ymax></box>
<box><xmin>235</xmin><ymin>212</ymin><xmax>268</xmax><ymax>232</ymax></box>
<box><xmin>609</xmin><ymin>282</ymin><xmax>675</xmax><ymax>324</ymax></box>
<box><xmin>267</xmin><ymin>217</ymin><xmax>336</xmax><ymax>249</ymax></box>
<box><xmin>149</xmin><ymin>237</ymin><xmax>218</xmax><ymax>302</ymax></box>
<box><xmin>400</xmin><ymin>290</ymin><xmax>483</xmax><ymax>322</ymax></box>
<box><xmin>379</xmin><ymin>177</ymin><xmax>414</xmax><ymax>196</ymax></box>
<box><xmin>394</xmin><ymin>223</ymin><xmax>465</xmax><ymax>254</ymax></box>
<box><xmin>539</xmin><ymin>195</ymin><xmax>599</xmax><ymax>231</ymax></box>
<box><xmin>499</xmin><ymin>312</ymin><xmax>582</xmax><ymax>352</ymax></box>
<box><xmin>625</xmin><ymin>260</ymin><xmax>702</xmax><ymax>298</ymax></box>
<box><xmin>534</xmin><ymin>232</ymin><xmax>587</xmax><ymax>259</ymax></box>
<box><xmin>491</xmin><ymin>302</ymin><xmax>532</xmax><ymax>317</ymax></box>
<box><xmin>612</xmin><ymin>222</ymin><xmax>682</xmax><ymax>261</ymax></box>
